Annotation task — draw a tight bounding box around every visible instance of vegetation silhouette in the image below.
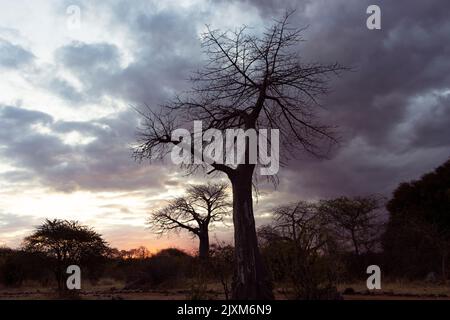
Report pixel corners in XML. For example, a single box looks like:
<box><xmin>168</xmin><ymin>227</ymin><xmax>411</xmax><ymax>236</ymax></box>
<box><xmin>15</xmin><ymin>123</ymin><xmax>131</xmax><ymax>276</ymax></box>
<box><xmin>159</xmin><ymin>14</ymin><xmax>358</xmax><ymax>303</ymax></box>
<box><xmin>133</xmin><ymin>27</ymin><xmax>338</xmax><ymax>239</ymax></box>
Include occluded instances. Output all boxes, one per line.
<box><xmin>23</xmin><ymin>219</ymin><xmax>109</xmax><ymax>291</ymax></box>
<box><xmin>383</xmin><ymin>159</ymin><xmax>450</xmax><ymax>280</ymax></box>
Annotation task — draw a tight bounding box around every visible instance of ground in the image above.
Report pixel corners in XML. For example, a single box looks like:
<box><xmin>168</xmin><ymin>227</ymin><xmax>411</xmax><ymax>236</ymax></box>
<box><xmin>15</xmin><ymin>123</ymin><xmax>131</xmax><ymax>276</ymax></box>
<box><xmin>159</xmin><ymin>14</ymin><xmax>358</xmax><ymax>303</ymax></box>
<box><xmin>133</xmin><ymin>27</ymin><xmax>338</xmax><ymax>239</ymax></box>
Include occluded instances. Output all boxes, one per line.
<box><xmin>1</xmin><ymin>280</ymin><xmax>450</xmax><ymax>300</ymax></box>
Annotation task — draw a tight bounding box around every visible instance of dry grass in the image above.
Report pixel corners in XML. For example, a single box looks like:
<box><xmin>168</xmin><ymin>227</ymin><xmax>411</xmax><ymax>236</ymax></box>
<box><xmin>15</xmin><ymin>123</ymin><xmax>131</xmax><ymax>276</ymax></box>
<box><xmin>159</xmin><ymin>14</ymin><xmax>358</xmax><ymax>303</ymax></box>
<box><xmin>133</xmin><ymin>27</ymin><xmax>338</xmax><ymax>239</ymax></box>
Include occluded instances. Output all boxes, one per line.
<box><xmin>339</xmin><ymin>280</ymin><xmax>450</xmax><ymax>299</ymax></box>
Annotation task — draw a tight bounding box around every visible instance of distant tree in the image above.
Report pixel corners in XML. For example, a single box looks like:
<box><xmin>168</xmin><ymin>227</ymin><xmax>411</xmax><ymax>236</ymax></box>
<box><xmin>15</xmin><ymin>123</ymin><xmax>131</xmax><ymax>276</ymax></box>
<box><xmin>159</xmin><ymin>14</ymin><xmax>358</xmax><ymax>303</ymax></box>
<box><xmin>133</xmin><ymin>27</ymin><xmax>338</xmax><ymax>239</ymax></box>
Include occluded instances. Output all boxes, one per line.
<box><xmin>108</xmin><ymin>247</ymin><xmax>124</xmax><ymax>259</ymax></box>
<box><xmin>122</xmin><ymin>246</ymin><xmax>151</xmax><ymax>259</ymax></box>
<box><xmin>148</xmin><ymin>183</ymin><xmax>230</xmax><ymax>259</ymax></box>
<box><xmin>383</xmin><ymin>159</ymin><xmax>450</xmax><ymax>280</ymax></box>
<box><xmin>23</xmin><ymin>219</ymin><xmax>109</xmax><ymax>290</ymax></box>
<box><xmin>320</xmin><ymin>195</ymin><xmax>385</xmax><ymax>256</ymax></box>
<box><xmin>0</xmin><ymin>251</ymin><xmax>25</xmax><ymax>287</ymax></box>
<box><xmin>0</xmin><ymin>248</ymin><xmax>52</xmax><ymax>287</ymax></box>
<box><xmin>259</xmin><ymin>201</ymin><xmax>340</xmax><ymax>299</ymax></box>
<box><xmin>209</xmin><ymin>243</ymin><xmax>234</xmax><ymax>300</ymax></box>
<box><xmin>134</xmin><ymin>11</ymin><xmax>347</xmax><ymax>299</ymax></box>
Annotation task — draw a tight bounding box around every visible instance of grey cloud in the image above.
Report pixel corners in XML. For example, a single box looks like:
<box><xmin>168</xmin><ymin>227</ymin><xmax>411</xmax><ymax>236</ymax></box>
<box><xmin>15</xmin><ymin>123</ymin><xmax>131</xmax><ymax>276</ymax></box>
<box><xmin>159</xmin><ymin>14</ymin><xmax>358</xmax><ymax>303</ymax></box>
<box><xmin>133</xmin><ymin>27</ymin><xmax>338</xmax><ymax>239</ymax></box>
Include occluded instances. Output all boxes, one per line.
<box><xmin>2</xmin><ymin>0</ymin><xmax>450</xmax><ymax>217</ymax></box>
<box><xmin>0</xmin><ymin>105</ymin><xmax>172</xmax><ymax>192</ymax></box>
<box><xmin>407</xmin><ymin>93</ymin><xmax>450</xmax><ymax>148</ymax></box>
<box><xmin>56</xmin><ymin>41</ymin><xmax>120</xmax><ymax>71</ymax></box>
<box><xmin>47</xmin><ymin>77</ymin><xmax>85</xmax><ymax>103</ymax></box>
<box><xmin>0</xmin><ymin>105</ymin><xmax>52</xmax><ymax>126</ymax></box>
<box><xmin>226</xmin><ymin>0</ymin><xmax>450</xmax><ymax>202</ymax></box>
<box><xmin>49</xmin><ymin>0</ymin><xmax>450</xmax><ymax>203</ymax></box>
<box><xmin>52</xmin><ymin>41</ymin><xmax>121</xmax><ymax>102</ymax></box>
<box><xmin>52</xmin><ymin>2</ymin><xmax>203</xmax><ymax>105</ymax></box>
<box><xmin>0</xmin><ymin>38</ymin><xmax>34</xmax><ymax>69</ymax></box>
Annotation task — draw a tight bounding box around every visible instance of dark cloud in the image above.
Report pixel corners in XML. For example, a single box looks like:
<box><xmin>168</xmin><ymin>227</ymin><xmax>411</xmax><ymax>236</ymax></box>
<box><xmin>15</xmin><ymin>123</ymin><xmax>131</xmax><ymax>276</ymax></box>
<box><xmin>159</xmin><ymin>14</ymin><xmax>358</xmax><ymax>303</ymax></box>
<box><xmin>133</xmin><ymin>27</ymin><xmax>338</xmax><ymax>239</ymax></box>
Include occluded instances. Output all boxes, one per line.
<box><xmin>56</xmin><ymin>41</ymin><xmax>120</xmax><ymax>70</ymax></box>
<box><xmin>51</xmin><ymin>3</ymin><xmax>203</xmax><ymax>106</ymax></box>
<box><xmin>0</xmin><ymin>105</ymin><xmax>171</xmax><ymax>192</ymax></box>
<box><xmin>23</xmin><ymin>1</ymin><xmax>450</xmax><ymax>201</ymax></box>
<box><xmin>224</xmin><ymin>0</ymin><xmax>450</xmax><ymax>201</ymax></box>
<box><xmin>213</xmin><ymin>0</ymin><xmax>300</xmax><ymax>17</ymax></box>
<box><xmin>408</xmin><ymin>93</ymin><xmax>450</xmax><ymax>148</ymax></box>
<box><xmin>1</xmin><ymin>0</ymin><xmax>449</xmax><ymax>227</ymax></box>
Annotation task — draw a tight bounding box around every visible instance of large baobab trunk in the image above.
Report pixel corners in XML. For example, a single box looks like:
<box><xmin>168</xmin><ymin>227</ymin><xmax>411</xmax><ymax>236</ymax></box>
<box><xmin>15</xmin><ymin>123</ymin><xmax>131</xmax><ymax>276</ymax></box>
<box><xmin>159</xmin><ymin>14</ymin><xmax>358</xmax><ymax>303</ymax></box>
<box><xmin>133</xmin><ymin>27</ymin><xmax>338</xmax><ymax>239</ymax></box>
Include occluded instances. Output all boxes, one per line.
<box><xmin>198</xmin><ymin>228</ymin><xmax>210</xmax><ymax>260</ymax></box>
<box><xmin>230</xmin><ymin>169</ymin><xmax>274</xmax><ymax>300</ymax></box>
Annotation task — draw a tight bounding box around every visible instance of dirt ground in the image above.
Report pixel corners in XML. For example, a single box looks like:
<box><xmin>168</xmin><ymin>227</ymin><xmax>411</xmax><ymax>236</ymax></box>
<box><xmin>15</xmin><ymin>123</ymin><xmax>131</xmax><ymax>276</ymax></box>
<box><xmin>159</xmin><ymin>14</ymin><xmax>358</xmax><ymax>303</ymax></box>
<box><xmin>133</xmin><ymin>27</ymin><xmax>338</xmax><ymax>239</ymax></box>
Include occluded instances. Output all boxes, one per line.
<box><xmin>1</xmin><ymin>281</ymin><xmax>450</xmax><ymax>300</ymax></box>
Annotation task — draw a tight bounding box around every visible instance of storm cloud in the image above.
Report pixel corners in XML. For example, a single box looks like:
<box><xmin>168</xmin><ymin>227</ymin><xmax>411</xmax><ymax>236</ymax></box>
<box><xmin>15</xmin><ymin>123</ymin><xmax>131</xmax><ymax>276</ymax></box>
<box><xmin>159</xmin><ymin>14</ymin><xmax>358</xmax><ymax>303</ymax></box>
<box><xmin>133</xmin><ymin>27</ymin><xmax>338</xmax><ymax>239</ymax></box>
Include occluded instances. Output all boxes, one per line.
<box><xmin>0</xmin><ymin>0</ymin><xmax>449</xmax><ymax>248</ymax></box>
<box><xmin>0</xmin><ymin>105</ymin><xmax>171</xmax><ymax>192</ymax></box>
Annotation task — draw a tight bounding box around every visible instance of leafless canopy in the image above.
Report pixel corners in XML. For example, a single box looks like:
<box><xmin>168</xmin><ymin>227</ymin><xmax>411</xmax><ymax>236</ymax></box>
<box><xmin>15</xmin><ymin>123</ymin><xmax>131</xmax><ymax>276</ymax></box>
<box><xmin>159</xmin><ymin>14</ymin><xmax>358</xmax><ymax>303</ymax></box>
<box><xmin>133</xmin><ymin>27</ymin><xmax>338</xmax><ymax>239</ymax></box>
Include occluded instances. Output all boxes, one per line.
<box><xmin>148</xmin><ymin>183</ymin><xmax>230</xmax><ymax>236</ymax></box>
<box><xmin>259</xmin><ymin>201</ymin><xmax>330</xmax><ymax>253</ymax></box>
<box><xmin>134</xmin><ymin>11</ymin><xmax>348</xmax><ymax>177</ymax></box>
<box><xmin>319</xmin><ymin>195</ymin><xmax>386</xmax><ymax>255</ymax></box>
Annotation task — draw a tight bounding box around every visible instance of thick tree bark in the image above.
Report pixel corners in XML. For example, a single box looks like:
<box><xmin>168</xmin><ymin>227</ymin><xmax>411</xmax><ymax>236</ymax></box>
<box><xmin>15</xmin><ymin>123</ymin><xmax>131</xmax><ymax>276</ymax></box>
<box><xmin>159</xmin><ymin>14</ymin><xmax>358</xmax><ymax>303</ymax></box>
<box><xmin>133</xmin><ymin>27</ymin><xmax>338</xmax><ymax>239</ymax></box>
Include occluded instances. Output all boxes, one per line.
<box><xmin>198</xmin><ymin>229</ymin><xmax>210</xmax><ymax>260</ymax></box>
<box><xmin>230</xmin><ymin>168</ymin><xmax>274</xmax><ymax>300</ymax></box>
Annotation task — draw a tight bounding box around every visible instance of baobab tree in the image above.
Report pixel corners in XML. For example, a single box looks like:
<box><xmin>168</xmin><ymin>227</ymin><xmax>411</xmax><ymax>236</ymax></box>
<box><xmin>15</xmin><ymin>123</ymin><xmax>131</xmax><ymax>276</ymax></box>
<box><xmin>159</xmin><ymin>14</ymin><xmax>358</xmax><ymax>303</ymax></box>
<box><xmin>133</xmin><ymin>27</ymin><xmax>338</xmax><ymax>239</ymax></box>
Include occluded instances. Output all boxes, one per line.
<box><xmin>148</xmin><ymin>183</ymin><xmax>230</xmax><ymax>259</ymax></box>
<box><xmin>134</xmin><ymin>11</ymin><xmax>347</xmax><ymax>299</ymax></box>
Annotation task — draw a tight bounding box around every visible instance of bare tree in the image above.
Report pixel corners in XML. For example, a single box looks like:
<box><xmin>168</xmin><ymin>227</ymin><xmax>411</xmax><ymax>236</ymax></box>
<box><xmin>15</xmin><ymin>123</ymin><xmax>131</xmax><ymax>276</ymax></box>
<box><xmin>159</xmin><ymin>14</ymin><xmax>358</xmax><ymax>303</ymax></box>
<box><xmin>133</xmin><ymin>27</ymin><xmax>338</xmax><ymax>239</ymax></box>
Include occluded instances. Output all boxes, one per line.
<box><xmin>148</xmin><ymin>183</ymin><xmax>230</xmax><ymax>259</ymax></box>
<box><xmin>271</xmin><ymin>201</ymin><xmax>329</xmax><ymax>251</ymax></box>
<box><xmin>209</xmin><ymin>242</ymin><xmax>235</xmax><ymax>300</ymax></box>
<box><xmin>319</xmin><ymin>195</ymin><xmax>385</xmax><ymax>256</ymax></box>
<box><xmin>134</xmin><ymin>11</ymin><xmax>347</xmax><ymax>299</ymax></box>
<box><xmin>258</xmin><ymin>201</ymin><xmax>340</xmax><ymax>299</ymax></box>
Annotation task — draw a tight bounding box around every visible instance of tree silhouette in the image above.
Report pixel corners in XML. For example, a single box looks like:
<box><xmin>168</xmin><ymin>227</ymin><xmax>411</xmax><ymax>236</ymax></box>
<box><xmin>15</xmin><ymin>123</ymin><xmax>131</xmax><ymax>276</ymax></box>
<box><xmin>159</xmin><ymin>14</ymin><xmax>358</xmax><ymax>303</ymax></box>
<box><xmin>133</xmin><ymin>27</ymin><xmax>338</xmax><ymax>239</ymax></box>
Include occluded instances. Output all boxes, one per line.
<box><xmin>23</xmin><ymin>219</ymin><xmax>109</xmax><ymax>291</ymax></box>
<box><xmin>209</xmin><ymin>243</ymin><xmax>235</xmax><ymax>300</ymax></box>
<box><xmin>134</xmin><ymin>11</ymin><xmax>347</xmax><ymax>299</ymax></box>
<box><xmin>384</xmin><ymin>159</ymin><xmax>450</xmax><ymax>280</ymax></box>
<box><xmin>258</xmin><ymin>201</ymin><xmax>339</xmax><ymax>299</ymax></box>
<box><xmin>320</xmin><ymin>195</ymin><xmax>385</xmax><ymax>256</ymax></box>
<box><xmin>148</xmin><ymin>183</ymin><xmax>230</xmax><ymax>259</ymax></box>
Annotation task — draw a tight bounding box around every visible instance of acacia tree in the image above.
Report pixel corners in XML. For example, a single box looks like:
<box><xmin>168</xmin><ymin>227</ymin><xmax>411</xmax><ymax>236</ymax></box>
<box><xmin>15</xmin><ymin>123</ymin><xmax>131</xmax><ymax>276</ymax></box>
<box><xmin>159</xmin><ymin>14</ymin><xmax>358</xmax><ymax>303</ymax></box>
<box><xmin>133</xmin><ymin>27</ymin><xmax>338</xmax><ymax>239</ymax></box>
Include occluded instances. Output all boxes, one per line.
<box><xmin>134</xmin><ymin>12</ymin><xmax>347</xmax><ymax>299</ymax></box>
<box><xmin>148</xmin><ymin>183</ymin><xmax>230</xmax><ymax>259</ymax></box>
<box><xmin>23</xmin><ymin>219</ymin><xmax>109</xmax><ymax>291</ymax></box>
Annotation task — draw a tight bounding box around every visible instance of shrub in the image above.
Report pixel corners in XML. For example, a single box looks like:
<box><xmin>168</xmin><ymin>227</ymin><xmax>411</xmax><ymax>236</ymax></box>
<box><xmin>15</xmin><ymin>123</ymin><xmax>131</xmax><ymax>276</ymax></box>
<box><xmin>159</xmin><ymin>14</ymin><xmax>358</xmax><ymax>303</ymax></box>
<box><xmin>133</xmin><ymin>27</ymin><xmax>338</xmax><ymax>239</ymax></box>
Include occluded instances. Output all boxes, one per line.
<box><xmin>124</xmin><ymin>248</ymin><xmax>193</xmax><ymax>289</ymax></box>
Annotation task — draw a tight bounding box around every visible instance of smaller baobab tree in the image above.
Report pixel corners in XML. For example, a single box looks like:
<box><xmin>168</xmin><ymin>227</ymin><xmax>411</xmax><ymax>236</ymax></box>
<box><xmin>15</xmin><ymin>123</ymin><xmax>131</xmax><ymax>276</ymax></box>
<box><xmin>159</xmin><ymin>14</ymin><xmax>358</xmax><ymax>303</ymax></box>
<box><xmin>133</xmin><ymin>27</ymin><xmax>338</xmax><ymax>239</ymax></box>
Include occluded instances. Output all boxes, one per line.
<box><xmin>148</xmin><ymin>183</ymin><xmax>230</xmax><ymax>259</ymax></box>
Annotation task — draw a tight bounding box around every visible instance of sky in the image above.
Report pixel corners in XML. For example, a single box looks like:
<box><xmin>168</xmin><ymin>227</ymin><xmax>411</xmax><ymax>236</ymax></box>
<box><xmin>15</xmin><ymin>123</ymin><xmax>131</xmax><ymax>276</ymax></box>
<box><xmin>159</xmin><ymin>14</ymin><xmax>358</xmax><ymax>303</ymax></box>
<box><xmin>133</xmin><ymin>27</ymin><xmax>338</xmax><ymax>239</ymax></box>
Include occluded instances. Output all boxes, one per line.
<box><xmin>0</xmin><ymin>0</ymin><xmax>449</xmax><ymax>251</ymax></box>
